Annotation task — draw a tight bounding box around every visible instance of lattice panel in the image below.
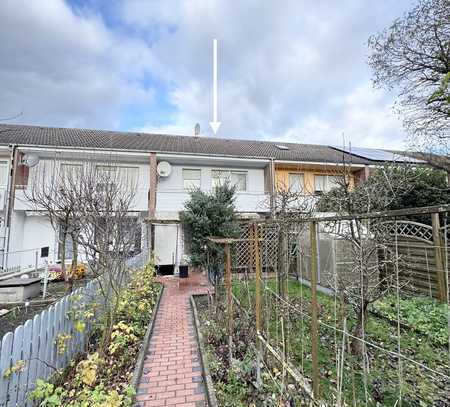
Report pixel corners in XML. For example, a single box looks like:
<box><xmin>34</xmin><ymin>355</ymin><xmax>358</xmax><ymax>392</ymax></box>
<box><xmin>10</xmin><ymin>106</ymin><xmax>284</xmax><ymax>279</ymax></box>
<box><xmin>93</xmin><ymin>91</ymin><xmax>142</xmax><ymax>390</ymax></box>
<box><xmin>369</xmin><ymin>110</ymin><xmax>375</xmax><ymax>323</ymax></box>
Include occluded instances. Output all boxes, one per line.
<box><xmin>233</xmin><ymin>223</ymin><xmax>279</xmax><ymax>270</ymax></box>
<box><xmin>376</xmin><ymin>221</ymin><xmax>434</xmax><ymax>243</ymax></box>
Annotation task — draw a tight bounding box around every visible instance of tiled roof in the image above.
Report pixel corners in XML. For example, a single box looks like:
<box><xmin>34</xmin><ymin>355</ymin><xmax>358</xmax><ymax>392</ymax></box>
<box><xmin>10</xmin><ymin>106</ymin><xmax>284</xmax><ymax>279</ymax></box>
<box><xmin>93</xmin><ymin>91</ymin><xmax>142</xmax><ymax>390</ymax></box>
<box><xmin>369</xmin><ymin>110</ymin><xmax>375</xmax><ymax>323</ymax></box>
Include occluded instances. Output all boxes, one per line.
<box><xmin>0</xmin><ymin>123</ymin><xmax>371</xmax><ymax>165</ymax></box>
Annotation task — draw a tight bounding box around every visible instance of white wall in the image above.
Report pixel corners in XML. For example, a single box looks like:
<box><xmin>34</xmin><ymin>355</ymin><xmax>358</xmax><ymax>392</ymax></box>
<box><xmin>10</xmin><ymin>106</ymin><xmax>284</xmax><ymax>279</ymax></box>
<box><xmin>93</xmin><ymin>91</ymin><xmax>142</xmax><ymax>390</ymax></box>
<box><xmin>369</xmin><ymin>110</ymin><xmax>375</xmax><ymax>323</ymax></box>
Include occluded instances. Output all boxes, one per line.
<box><xmin>14</xmin><ymin>157</ymin><xmax>150</xmax><ymax>212</ymax></box>
<box><xmin>9</xmin><ymin>211</ymin><xmax>25</xmax><ymax>254</ymax></box>
<box><xmin>156</xmin><ymin>164</ymin><xmax>269</xmax><ymax>216</ymax></box>
<box><xmin>3</xmin><ymin>213</ymin><xmax>56</xmax><ymax>270</ymax></box>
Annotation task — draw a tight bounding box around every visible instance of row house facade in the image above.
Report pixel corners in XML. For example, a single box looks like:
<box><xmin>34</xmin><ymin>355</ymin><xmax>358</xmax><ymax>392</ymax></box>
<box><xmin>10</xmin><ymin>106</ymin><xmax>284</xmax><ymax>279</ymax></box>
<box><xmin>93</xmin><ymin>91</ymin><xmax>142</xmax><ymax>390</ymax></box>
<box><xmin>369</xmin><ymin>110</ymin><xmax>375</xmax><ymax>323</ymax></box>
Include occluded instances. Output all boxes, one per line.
<box><xmin>0</xmin><ymin>124</ymin><xmax>422</xmax><ymax>275</ymax></box>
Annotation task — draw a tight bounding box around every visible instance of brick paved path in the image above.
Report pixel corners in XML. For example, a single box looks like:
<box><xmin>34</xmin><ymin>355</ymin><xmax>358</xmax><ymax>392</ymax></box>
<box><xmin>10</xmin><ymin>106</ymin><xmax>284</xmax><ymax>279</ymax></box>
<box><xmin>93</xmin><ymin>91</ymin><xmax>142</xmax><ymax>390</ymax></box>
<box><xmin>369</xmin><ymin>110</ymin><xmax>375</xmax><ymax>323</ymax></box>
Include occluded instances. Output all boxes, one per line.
<box><xmin>136</xmin><ymin>273</ymin><xmax>212</xmax><ymax>407</ymax></box>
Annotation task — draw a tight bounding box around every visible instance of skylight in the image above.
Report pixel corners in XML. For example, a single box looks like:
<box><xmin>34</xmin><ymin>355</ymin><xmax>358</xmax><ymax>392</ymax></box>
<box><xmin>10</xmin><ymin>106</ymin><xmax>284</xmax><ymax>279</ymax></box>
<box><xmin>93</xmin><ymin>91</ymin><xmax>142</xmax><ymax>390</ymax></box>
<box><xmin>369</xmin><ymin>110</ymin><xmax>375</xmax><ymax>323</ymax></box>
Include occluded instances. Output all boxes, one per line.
<box><xmin>275</xmin><ymin>144</ymin><xmax>289</xmax><ymax>150</ymax></box>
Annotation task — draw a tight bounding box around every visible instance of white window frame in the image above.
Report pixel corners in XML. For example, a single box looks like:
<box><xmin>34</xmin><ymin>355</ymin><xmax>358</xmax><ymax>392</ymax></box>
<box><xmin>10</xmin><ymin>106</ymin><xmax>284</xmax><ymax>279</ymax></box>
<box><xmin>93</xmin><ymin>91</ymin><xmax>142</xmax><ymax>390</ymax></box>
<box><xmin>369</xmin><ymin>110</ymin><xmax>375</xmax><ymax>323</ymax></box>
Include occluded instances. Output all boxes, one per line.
<box><xmin>211</xmin><ymin>169</ymin><xmax>247</xmax><ymax>192</ymax></box>
<box><xmin>314</xmin><ymin>174</ymin><xmax>343</xmax><ymax>194</ymax></box>
<box><xmin>288</xmin><ymin>173</ymin><xmax>305</xmax><ymax>193</ymax></box>
<box><xmin>96</xmin><ymin>165</ymin><xmax>139</xmax><ymax>187</ymax></box>
<box><xmin>0</xmin><ymin>161</ymin><xmax>8</xmax><ymax>187</ymax></box>
<box><xmin>60</xmin><ymin>163</ymin><xmax>83</xmax><ymax>178</ymax></box>
<box><xmin>182</xmin><ymin>168</ymin><xmax>201</xmax><ymax>190</ymax></box>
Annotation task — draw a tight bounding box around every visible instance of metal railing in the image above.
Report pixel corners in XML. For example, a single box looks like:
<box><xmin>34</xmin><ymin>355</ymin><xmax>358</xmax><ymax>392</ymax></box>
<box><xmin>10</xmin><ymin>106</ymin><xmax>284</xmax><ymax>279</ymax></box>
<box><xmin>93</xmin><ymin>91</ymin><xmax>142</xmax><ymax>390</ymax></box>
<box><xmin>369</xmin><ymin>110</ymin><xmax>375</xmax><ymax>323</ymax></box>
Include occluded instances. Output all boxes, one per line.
<box><xmin>0</xmin><ymin>248</ymin><xmax>47</xmax><ymax>276</ymax></box>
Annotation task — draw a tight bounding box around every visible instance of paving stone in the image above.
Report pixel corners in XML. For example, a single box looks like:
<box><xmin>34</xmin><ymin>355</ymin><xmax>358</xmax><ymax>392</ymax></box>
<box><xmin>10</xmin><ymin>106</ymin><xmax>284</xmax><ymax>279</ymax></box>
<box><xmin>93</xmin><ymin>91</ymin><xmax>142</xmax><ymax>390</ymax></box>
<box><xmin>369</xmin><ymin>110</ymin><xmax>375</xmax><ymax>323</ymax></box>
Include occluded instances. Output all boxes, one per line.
<box><xmin>136</xmin><ymin>273</ymin><xmax>212</xmax><ymax>406</ymax></box>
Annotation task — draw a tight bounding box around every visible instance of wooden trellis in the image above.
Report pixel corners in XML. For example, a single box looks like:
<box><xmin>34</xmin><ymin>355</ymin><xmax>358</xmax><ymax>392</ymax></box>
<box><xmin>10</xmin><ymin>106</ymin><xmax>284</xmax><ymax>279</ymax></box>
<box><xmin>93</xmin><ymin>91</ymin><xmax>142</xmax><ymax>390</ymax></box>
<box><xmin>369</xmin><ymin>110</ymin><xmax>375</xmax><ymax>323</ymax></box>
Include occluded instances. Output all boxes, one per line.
<box><xmin>233</xmin><ymin>223</ymin><xmax>279</xmax><ymax>271</ymax></box>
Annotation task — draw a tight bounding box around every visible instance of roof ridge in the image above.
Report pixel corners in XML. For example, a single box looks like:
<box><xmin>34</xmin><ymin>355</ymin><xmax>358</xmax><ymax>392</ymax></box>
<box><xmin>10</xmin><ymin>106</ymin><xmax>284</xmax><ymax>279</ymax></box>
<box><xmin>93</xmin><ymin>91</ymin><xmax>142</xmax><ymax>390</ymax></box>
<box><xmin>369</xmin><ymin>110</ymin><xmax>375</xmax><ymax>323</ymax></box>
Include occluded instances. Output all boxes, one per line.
<box><xmin>0</xmin><ymin>122</ymin><xmax>356</xmax><ymax>150</ymax></box>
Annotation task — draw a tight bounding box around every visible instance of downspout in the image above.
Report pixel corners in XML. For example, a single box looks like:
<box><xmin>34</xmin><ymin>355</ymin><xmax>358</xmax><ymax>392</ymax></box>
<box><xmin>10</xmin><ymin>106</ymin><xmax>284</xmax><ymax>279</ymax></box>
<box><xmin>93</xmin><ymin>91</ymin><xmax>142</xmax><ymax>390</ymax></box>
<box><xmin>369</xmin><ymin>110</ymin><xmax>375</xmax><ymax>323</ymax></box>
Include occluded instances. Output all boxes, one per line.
<box><xmin>3</xmin><ymin>144</ymin><xmax>18</xmax><ymax>269</ymax></box>
<box><xmin>270</xmin><ymin>158</ymin><xmax>276</xmax><ymax>217</ymax></box>
<box><xmin>148</xmin><ymin>153</ymin><xmax>158</xmax><ymax>256</ymax></box>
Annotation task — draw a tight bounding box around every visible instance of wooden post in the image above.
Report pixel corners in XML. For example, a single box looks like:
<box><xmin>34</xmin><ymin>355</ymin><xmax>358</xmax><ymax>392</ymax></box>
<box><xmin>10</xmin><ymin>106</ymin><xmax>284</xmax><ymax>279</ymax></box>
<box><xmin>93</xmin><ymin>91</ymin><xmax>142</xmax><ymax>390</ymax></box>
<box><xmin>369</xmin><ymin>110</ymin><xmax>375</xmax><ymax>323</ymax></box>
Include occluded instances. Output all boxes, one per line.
<box><xmin>252</xmin><ymin>223</ymin><xmax>262</xmax><ymax>386</ymax></box>
<box><xmin>297</xmin><ymin>231</ymin><xmax>303</xmax><ymax>281</ymax></box>
<box><xmin>431</xmin><ymin>213</ymin><xmax>447</xmax><ymax>301</ymax></box>
<box><xmin>225</xmin><ymin>242</ymin><xmax>233</xmax><ymax>364</ymax></box>
<box><xmin>309</xmin><ymin>221</ymin><xmax>320</xmax><ymax>399</ymax></box>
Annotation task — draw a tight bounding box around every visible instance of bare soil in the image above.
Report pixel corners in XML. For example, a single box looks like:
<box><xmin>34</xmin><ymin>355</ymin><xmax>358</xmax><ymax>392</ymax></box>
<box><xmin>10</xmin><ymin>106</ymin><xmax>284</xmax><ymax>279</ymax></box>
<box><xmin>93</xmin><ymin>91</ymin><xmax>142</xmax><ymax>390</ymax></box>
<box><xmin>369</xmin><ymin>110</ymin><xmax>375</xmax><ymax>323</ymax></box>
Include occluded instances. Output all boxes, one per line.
<box><xmin>0</xmin><ymin>278</ymin><xmax>90</xmax><ymax>338</ymax></box>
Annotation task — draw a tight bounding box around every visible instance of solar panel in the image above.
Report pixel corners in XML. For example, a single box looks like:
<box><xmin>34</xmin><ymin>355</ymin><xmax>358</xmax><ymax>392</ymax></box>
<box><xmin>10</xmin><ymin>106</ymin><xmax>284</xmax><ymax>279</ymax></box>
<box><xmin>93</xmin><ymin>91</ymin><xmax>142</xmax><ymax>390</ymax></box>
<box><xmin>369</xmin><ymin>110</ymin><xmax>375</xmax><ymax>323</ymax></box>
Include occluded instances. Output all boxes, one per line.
<box><xmin>331</xmin><ymin>146</ymin><xmax>425</xmax><ymax>163</ymax></box>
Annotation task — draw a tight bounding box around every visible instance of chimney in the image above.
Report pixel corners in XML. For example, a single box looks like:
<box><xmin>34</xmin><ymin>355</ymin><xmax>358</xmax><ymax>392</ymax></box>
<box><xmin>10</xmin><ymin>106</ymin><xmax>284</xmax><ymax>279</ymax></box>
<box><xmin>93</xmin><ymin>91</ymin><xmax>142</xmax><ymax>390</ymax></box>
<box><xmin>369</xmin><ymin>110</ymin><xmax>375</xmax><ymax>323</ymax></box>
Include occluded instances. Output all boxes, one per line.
<box><xmin>194</xmin><ymin>123</ymin><xmax>200</xmax><ymax>136</ymax></box>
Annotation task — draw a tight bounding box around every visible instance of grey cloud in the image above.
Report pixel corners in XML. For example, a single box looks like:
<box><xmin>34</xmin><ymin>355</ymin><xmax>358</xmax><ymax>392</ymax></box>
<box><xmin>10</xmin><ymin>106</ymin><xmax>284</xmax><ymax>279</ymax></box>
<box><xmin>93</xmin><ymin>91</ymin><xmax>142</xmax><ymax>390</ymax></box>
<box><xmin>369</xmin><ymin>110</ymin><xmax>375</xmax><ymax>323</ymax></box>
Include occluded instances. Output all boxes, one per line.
<box><xmin>127</xmin><ymin>0</ymin><xmax>411</xmax><ymax>148</ymax></box>
<box><xmin>0</xmin><ymin>0</ymin><xmax>412</xmax><ymax>150</ymax></box>
<box><xmin>0</xmin><ymin>0</ymin><xmax>154</xmax><ymax>129</ymax></box>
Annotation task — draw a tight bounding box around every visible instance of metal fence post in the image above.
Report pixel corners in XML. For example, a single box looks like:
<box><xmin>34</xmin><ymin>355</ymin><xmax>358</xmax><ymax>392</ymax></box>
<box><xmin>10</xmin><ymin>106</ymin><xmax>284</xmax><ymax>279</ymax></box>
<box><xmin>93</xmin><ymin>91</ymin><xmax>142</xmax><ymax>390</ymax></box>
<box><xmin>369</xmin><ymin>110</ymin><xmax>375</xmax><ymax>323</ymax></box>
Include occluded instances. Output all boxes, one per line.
<box><xmin>309</xmin><ymin>220</ymin><xmax>320</xmax><ymax>399</ymax></box>
<box><xmin>35</xmin><ymin>250</ymin><xmax>39</xmax><ymax>274</ymax></box>
<box><xmin>225</xmin><ymin>242</ymin><xmax>233</xmax><ymax>364</ymax></box>
<box><xmin>42</xmin><ymin>261</ymin><xmax>49</xmax><ymax>299</ymax></box>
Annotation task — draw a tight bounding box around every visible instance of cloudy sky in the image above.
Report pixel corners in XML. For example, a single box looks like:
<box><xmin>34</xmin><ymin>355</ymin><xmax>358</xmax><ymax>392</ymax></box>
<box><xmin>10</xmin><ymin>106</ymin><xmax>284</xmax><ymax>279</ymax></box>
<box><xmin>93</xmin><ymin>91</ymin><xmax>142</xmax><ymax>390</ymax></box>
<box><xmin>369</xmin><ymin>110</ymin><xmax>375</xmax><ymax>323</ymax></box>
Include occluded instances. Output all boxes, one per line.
<box><xmin>0</xmin><ymin>0</ymin><xmax>414</xmax><ymax>148</ymax></box>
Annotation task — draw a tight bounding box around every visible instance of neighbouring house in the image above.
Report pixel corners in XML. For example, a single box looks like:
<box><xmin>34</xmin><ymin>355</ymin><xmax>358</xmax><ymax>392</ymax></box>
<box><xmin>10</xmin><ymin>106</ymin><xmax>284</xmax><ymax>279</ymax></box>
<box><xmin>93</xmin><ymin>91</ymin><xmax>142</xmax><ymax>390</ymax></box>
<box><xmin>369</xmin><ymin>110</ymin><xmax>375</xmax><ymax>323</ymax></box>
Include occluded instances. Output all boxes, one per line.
<box><xmin>0</xmin><ymin>124</ymin><xmax>428</xmax><ymax>276</ymax></box>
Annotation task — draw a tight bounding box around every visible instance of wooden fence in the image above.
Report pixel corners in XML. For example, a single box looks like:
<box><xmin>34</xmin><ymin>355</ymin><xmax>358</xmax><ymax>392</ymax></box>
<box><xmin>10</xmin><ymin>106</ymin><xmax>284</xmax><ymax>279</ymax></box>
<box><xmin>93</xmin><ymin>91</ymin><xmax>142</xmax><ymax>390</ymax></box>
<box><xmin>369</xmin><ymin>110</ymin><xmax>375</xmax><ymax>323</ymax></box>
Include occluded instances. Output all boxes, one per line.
<box><xmin>0</xmin><ymin>279</ymin><xmax>100</xmax><ymax>407</ymax></box>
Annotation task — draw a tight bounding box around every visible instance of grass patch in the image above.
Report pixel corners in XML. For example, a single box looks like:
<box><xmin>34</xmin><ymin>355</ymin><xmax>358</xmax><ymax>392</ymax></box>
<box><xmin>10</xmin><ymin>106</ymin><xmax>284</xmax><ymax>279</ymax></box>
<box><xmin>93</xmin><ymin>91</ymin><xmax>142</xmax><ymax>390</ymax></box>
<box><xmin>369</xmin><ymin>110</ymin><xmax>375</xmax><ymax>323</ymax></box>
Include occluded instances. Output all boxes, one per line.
<box><xmin>232</xmin><ymin>278</ymin><xmax>449</xmax><ymax>406</ymax></box>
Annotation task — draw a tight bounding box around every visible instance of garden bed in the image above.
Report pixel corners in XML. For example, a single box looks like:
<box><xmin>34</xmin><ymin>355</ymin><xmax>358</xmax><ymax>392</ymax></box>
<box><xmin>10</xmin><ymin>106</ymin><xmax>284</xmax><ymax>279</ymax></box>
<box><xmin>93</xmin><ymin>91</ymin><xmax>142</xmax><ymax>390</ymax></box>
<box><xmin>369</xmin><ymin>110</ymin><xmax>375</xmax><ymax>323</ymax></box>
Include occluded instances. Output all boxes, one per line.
<box><xmin>231</xmin><ymin>278</ymin><xmax>449</xmax><ymax>406</ymax></box>
<box><xmin>28</xmin><ymin>265</ymin><xmax>161</xmax><ymax>406</ymax></box>
<box><xmin>194</xmin><ymin>294</ymin><xmax>309</xmax><ymax>406</ymax></box>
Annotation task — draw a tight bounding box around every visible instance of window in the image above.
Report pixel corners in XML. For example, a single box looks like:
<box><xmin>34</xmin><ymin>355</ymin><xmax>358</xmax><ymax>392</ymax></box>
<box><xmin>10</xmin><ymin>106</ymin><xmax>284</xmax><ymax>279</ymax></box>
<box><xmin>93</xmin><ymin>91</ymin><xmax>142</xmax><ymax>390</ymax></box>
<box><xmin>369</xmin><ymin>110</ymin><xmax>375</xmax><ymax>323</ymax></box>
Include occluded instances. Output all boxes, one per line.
<box><xmin>96</xmin><ymin>165</ymin><xmax>138</xmax><ymax>188</ymax></box>
<box><xmin>60</xmin><ymin>163</ymin><xmax>83</xmax><ymax>179</ymax></box>
<box><xmin>288</xmin><ymin>173</ymin><xmax>304</xmax><ymax>193</ymax></box>
<box><xmin>211</xmin><ymin>170</ymin><xmax>247</xmax><ymax>191</ymax></box>
<box><xmin>0</xmin><ymin>161</ymin><xmax>8</xmax><ymax>186</ymax></box>
<box><xmin>231</xmin><ymin>172</ymin><xmax>247</xmax><ymax>191</ymax></box>
<box><xmin>328</xmin><ymin>176</ymin><xmax>343</xmax><ymax>190</ymax></box>
<box><xmin>211</xmin><ymin>170</ymin><xmax>228</xmax><ymax>188</ymax></box>
<box><xmin>314</xmin><ymin>175</ymin><xmax>326</xmax><ymax>194</ymax></box>
<box><xmin>314</xmin><ymin>174</ymin><xmax>344</xmax><ymax>194</ymax></box>
<box><xmin>182</xmin><ymin>169</ymin><xmax>201</xmax><ymax>190</ymax></box>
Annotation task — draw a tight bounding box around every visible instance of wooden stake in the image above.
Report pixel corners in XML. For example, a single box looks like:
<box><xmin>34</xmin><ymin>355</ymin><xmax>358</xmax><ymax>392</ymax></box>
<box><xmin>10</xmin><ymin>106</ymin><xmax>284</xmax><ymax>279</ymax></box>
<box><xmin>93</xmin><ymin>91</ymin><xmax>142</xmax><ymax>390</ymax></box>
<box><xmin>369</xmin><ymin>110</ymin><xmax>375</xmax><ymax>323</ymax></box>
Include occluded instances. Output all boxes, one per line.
<box><xmin>252</xmin><ymin>223</ymin><xmax>262</xmax><ymax>386</ymax></box>
<box><xmin>309</xmin><ymin>220</ymin><xmax>320</xmax><ymax>399</ymax></box>
<box><xmin>225</xmin><ymin>242</ymin><xmax>233</xmax><ymax>364</ymax></box>
<box><xmin>431</xmin><ymin>213</ymin><xmax>447</xmax><ymax>301</ymax></box>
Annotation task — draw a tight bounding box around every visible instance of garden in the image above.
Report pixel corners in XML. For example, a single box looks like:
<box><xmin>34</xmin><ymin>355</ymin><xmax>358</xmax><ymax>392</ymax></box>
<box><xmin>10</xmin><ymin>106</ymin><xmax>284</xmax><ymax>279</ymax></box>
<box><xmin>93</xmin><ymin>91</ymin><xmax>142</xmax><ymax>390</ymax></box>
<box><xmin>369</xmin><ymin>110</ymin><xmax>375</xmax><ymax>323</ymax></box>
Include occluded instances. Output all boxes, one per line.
<box><xmin>195</xmin><ymin>278</ymin><xmax>449</xmax><ymax>406</ymax></box>
<box><xmin>0</xmin><ymin>161</ymin><xmax>161</xmax><ymax>407</ymax></box>
<box><xmin>181</xmin><ymin>166</ymin><xmax>450</xmax><ymax>406</ymax></box>
<box><xmin>26</xmin><ymin>263</ymin><xmax>161</xmax><ymax>407</ymax></box>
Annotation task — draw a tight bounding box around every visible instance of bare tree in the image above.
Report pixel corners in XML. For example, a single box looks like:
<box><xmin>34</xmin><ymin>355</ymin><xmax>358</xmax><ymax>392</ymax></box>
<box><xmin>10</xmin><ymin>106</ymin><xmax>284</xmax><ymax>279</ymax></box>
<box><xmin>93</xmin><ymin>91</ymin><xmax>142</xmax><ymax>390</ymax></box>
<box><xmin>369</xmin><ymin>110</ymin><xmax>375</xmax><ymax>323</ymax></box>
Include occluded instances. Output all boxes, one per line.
<box><xmin>368</xmin><ymin>0</ymin><xmax>450</xmax><ymax>148</ymax></box>
<box><xmin>317</xmin><ymin>164</ymin><xmax>414</xmax><ymax>355</ymax></box>
<box><xmin>272</xmin><ymin>179</ymin><xmax>315</xmax><ymax>298</ymax></box>
<box><xmin>25</xmin><ymin>158</ymin><xmax>82</xmax><ymax>291</ymax></box>
<box><xmin>73</xmin><ymin>160</ymin><xmax>139</xmax><ymax>352</ymax></box>
<box><xmin>26</xmin><ymin>154</ymin><xmax>140</xmax><ymax>350</ymax></box>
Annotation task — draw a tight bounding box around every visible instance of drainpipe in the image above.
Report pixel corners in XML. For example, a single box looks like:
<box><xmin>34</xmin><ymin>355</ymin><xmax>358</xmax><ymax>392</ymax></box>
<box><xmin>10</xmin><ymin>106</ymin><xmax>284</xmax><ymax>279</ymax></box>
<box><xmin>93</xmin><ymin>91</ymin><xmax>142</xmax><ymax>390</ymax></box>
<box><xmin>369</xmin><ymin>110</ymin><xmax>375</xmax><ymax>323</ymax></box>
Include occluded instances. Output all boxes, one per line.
<box><xmin>148</xmin><ymin>153</ymin><xmax>157</xmax><ymax>256</ymax></box>
<box><xmin>270</xmin><ymin>158</ymin><xmax>276</xmax><ymax>217</ymax></box>
<box><xmin>2</xmin><ymin>144</ymin><xmax>18</xmax><ymax>269</ymax></box>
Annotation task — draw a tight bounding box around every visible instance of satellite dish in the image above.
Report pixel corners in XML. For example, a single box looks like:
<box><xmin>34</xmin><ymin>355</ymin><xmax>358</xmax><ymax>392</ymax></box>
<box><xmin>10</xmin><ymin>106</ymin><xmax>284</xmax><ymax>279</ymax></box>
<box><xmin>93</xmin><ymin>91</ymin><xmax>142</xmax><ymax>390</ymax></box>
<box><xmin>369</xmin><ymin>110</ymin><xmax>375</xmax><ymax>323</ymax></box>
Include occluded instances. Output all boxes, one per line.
<box><xmin>21</xmin><ymin>154</ymin><xmax>39</xmax><ymax>167</ymax></box>
<box><xmin>157</xmin><ymin>161</ymin><xmax>172</xmax><ymax>177</ymax></box>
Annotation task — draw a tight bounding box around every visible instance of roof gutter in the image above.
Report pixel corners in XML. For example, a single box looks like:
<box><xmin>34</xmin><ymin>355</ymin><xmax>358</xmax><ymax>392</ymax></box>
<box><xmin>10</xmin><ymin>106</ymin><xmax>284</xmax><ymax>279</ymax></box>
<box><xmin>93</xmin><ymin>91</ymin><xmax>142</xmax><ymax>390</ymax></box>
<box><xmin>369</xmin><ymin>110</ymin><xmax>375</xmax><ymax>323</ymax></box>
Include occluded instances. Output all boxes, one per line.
<box><xmin>5</xmin><ymin>143</ymin><xmax>275</xmax><ymax>162</ymax></box>
<box><xmin>274</xmin><ymin>159</ymin><xmax>367</xmax><ymax>168</ymax></box>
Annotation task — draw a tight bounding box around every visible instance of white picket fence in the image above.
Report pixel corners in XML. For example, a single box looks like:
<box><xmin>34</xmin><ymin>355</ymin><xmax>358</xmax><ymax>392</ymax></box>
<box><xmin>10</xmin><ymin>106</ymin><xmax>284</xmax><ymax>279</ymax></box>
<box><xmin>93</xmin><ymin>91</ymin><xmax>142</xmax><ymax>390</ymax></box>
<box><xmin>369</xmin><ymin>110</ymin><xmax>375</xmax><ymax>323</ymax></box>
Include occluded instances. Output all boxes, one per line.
<box><xmin>0</xmin><ymin>279</ymin><xmax>100</xmax><ymax>407</ymax></box>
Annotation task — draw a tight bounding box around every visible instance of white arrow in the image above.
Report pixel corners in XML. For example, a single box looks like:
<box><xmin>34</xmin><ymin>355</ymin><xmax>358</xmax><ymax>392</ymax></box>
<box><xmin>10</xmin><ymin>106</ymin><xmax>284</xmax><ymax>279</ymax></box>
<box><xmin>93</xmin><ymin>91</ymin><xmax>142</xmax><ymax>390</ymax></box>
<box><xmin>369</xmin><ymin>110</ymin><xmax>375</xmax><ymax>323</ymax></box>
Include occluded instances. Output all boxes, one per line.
<box><xmin>209</xmin><ymin>38</ymin><xmax>221</xmax><ymax>134</ymax></box>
